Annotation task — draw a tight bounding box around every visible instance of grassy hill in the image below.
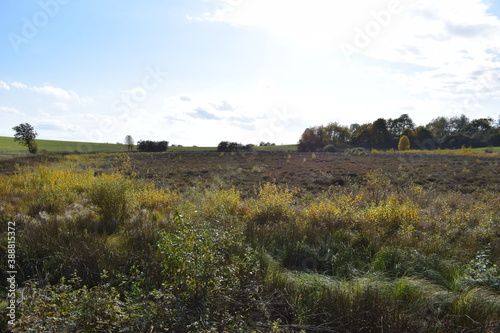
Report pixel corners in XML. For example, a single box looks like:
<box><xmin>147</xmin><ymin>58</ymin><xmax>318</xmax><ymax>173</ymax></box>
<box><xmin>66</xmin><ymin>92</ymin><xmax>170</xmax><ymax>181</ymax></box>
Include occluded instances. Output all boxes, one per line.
<box><xmin>0</xmin><ymin>136</ymin><xmax>298</xmax><ymax>154</ymax></box>
<box><xmin>0</xmin><ymin>136</ymin><xmax>130</xmax><ymax>154</ymax></box>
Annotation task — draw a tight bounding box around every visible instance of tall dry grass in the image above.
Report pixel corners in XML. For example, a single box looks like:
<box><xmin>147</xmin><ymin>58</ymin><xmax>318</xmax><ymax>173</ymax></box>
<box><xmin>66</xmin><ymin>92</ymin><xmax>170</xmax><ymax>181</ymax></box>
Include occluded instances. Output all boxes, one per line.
<box><xmin>0</xmin><ymin>155</ymin><xmax>498</xmax><ymax>332</ymax></box>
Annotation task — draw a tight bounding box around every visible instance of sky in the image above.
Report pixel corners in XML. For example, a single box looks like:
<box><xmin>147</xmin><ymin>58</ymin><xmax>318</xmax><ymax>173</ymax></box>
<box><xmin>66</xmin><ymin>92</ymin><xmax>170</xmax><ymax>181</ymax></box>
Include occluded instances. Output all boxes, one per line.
<box><xmin>1</xmin><ymin>0</ymin><xmax>500</xmax><ymax>146</ymax></box>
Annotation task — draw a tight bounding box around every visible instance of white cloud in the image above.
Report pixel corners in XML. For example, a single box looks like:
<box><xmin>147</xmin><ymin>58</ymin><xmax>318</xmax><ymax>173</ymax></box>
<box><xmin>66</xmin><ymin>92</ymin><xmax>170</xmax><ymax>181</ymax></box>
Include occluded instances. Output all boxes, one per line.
<box><xmin>159</xmin><ymin>92</ymin><xmax>302</xmax><ymax>145</ymax></box>
<box><xmin>54</xmin><ymin>102</ymin><xmax>70</xmax><ymax>111</ymax></box>
<box><xmin>0</xmin><ymin>81</ymin><xmax>10</xmax><ymax>90</ymax></box>
<box><xmin>0</xmin><ymin>106</ymin><xmax>25</xmax><ymax>116</ymax></box>
<box><xmin>203</xmin><ymin>0</ymin><xmax>500</xmax><ymax>113</ymax></box>
<box><xmin>11</xmin><ymin>82</ymin><xmax>27</xmax><ymax>89</ymax></box>
<box><xmin>32</xmin><ymin>85</ymin><xmax>74</xmax><ymax>100</ymax></box>
<box><xmin>204</xmin><ymin>0</ymin><xmax>375</xmax><ymax>48</ymax></box>
<box><xmin>10</xmin><ymin>81</ymin><xmax>89</xmax><ymax>103</ymax></box>
<box><xmin>37</xmin><ymin>119</ymin><xmax>81</xmax><ymax>133</ymax></box>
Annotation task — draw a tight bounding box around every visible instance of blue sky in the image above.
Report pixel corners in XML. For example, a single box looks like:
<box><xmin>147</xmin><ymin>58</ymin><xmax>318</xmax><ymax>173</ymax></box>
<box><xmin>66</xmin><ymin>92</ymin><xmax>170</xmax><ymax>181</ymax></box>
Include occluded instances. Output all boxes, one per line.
<box><xmin>1</xmin><ymin>0</ymin><xmax>500</xmax><ymax>146</ymax></box>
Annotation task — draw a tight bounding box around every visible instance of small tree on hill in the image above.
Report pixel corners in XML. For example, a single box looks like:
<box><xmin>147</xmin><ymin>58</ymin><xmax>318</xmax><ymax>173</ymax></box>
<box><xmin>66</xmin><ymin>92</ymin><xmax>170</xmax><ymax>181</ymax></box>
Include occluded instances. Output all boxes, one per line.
<box><xmin>13</xmin><ymin>123</ymin><xmax>38</xmax><ymax>154</ymax></box>
<box><xmin>125</xmin><ymin>135</ymin><xmax>135</xmax><ymax>151</ymax></box>
<box><xmin>398</xmin><ymin>135</ymin><xmax>410</xmax><ymax>151</ymax></box>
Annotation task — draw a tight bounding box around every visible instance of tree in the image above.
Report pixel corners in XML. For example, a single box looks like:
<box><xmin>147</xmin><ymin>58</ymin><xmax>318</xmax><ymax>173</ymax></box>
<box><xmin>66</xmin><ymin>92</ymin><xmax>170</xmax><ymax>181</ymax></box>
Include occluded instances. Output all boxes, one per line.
<box><xmin>414</xmin><ymin>126</ymin><xmax>435</xmax><ymax>150</ymax></box>
<box><xmin>398</xmin><ymin>135</ymin><xmax>410</xmax><ymax>151</ymax></box>
<box><xmin>449</xmin><ymin>114</ymin><xmax>469</xmax><ymax>134</ymax></box>
<box><xmin>217</xmin><ymin>141</ymin><xmax>252</xmax><ymax>152</ymax></box>
<box><xmin>324</xmin><ymin>122</ymin><xmax>351</xmax><ymax>148</ymax></box>
<box><xmin>298</xmin><ymin>126</ymin><xmax>326</xmax><ymax>152</ymax></box>
<box><xmin>426</xmin><ymin>117</ymin><xmax>451</xmax><ymax>143</ymax></box>
<box><xmin>388</xmin><ymin>114</ymin><xmax>414</xmax><ymax>138</ymax></box>
<box><xmin>370</xmin><ymin>118</ymin><xmax>392</xmax><ymax>148</ymax></box>
<box><xmin>466</xmin><ymin>118</ymin><xmax>493</xmax><ymax>133</ymax></box>
<box><xmin>137</xmin><ymin>140</ymin><xmax>168</xmax><ymax>152</ymax></box>
<box><xmin>13</xmin><ymin>123</ymin><xmax>38</xmax><ymax>154</ymax></box>
<box><xmin>124</xmin><ymin>135</ymin><xmax>135</xmax><ymax>152</ymax></box>
<box><xmin>351</xmin><ymin>123</ymin><xmax>372</xmax><ymax>148</ymax></box>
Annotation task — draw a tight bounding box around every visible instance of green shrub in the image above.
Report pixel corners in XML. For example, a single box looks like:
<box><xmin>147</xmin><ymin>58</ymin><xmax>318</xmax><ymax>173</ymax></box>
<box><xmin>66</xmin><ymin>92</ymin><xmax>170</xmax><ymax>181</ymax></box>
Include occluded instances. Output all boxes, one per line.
<box><xmin>458</xmin><ymin>248</ymin><xmax>500</xmax><ymax>290</ymax></box>
<box><xmin>10</xmin><ymin>278</ymin><xmax>144</xmax><ymax>332</ymax></box>
<box><xmin>323</xmin><ymin>144</ymin><xmax>338</xmax><ymax>152</ymax></box>
<box><xmin>86</xmin><ymin>174</ymin><xmax>136</xmax><ymax>234</ymax></box>
<box><xmin>157</xmin><ymin>213</ymin><xmax>263</xmax><ymax>330</ymax></box>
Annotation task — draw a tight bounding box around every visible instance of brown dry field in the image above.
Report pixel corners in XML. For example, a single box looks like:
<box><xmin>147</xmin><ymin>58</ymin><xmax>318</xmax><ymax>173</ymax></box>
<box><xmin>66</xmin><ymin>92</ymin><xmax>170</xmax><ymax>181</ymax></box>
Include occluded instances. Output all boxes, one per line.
<box><xmin>1</xmin><ymin>151</ymin><xmax>499</xmax><ymax>195</ymax></box>
<box><xmin>124</xmin><ymin>151</ymin><xmax>500</xmax><ymax>195</ymax></box>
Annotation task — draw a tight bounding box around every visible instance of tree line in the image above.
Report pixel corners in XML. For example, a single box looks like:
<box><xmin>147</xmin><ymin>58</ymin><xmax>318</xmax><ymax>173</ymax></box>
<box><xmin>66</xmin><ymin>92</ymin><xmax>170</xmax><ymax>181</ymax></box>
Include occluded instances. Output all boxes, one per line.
<box><xmin>217</xmin><ymin>141</ymin><xmax>253</xmax><ymax>152</ymax></box>
<box><xmin>298</xmin><ymin>114</ymin><xmax>500</xmax><ymax>152</ymax></box>
<box><xmin>136</xmin><ymin>140</ymin><xmax>169</xmax><ymax>152</ymax></box>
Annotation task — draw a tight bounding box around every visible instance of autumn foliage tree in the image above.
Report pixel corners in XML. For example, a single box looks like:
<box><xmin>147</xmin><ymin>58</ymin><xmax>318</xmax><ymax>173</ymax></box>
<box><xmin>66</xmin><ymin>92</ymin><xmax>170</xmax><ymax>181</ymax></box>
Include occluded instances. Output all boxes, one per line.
<box><xmin>398</xmin><ymin>135</ymin><xmax>410</xmax><ymax>151</ymax></box>
<box><xmin>298</xmin><ymin>113</ymin><xmax>499</xmax><ymax>152</ymax></box>
<box><xmin>298</xmin><ymin>123</ymin><xmax>351</xmax><ymax>152</ymax></box>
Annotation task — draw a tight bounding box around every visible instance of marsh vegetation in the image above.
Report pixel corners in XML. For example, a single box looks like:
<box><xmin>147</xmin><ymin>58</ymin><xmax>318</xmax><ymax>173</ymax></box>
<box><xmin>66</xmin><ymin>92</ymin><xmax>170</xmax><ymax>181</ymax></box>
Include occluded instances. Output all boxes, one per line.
<box><xmin>0</xmin><ymin>151</ymin><xmax>499</xmax><ymax>332</ymax></box>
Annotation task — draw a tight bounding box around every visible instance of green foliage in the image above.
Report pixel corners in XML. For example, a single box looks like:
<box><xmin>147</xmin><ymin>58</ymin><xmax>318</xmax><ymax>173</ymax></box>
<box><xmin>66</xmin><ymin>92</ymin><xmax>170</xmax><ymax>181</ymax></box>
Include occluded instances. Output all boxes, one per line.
<box><xmin>156</xmin><ymin>213</ymin><xmax>263</xmax><ymax>330</ymax></box>
<box><xmin>322</xmin><ymin>144</ymin><xmax>337</xmax><ymax>152</ymax></box>
<box><xmin>12</xmin><ymin>123</ymin><xmax>38</xmax><ymax>154</ymax></box>
<box><xmin>217</xmin><ymin>141</ymin><xmax>253</xmax><ymax>152</ymax></box>
<box><xmin>86</xmin><ymin>174</ymin><xmax>135</xmax><ymax>234</ymax></box>
<box><xmin>10</xmin><ymin>277</ymin><xmax>145</xmax><ymax>332</ymax></box>
<box><xmin>124</xmin><ymin>134</ymin><xmax>135</xmax><ymax>152</ymax></box>
<box><xmin>298</xmin><ymin>122</ymin><xmax>351</xmax><ymax>152</ymax></box>
<box><xmin>343</xmin><ymin>147</ymin><xmax>368</xmax><ymax>155</ymax></box>
<box><xmin>137</xmin><ymin>140</ymin><xmax>168</xmax><ymax>152</ymax></box>
<box><xmin>458</xmin><ymin>247</ymin><xmax>500</xmax><ymax>290</ymax></box>
<box><xmin>450</xmin><ymin>288</ymin><xmax>500</xmax><ymax>331</ymax></box>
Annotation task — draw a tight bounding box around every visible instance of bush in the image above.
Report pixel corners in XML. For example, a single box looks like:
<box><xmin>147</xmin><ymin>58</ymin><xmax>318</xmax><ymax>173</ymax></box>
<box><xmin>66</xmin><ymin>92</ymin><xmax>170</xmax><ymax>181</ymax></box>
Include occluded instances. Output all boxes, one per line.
<box><xmin>137</xmin><ymin>184</ymin><xmax>179</xmax><ymax>217</ymax></box>
<box><xmin>323</xmin><ymin>144</ymin><xmax>338</xmax><ymax>152</ymax></box>
<box><xmin>86</xmin><ymin>174</ymin><xmax>136</xmax><ymax>234</ymax></box>
<box><xmin>343</xmin><ymin>147</ymin><xmax>368</xmax><ymax>155</ymax></box>
<box><xmin>137</xmin><ymin>140</ymin><xmax>168</xmax><ymax>152</ymax></box>
<box><xmin>303</xmin><ymin>199</ymin><xmax>345</xmax><ymax>232</ymax></box>
<box><xmin>157</xmin><ymin>213</ymin><xmax>263</xmax><ymax>330</ymax></box>
<box><xmin>217</xmin><ymin>141</ymin><xmax>253</xmax><ymax>152</ymax></box>
<box><xmin>398</xmin><ymin>135</ymin><xmax>411</xmax><ymax>151</ymax></box>
<box><xmin>361</xmin><ymin>198</ymin><xmax>420</xmax><ymax>239</ymax></box>
<box><xmin>247</xmin><ymin>183</ymin><xmax>298</xmax><ymax>225</ymax></box>
<box><xmin>11</xmin><ymin>278</ymin><xmax>145</xmax><ymax>332</ymax></box>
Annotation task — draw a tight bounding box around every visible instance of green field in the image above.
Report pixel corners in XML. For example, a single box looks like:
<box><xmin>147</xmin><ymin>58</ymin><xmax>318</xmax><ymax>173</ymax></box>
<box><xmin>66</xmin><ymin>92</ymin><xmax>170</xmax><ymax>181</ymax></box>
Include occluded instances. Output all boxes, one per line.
<box><xmin>0</xmin><ymin>136</ymin><xmax>130</xmax><ymax>154</ymax></box>
<box><xmin>0</xmin><ymin>136</ymin><xmax>298</xmax><ymax>154</ymax></box>
<box><xmin>473</xmin><ymin>146</ymin><xmax>500</xmax><ymax>152</ymax></box>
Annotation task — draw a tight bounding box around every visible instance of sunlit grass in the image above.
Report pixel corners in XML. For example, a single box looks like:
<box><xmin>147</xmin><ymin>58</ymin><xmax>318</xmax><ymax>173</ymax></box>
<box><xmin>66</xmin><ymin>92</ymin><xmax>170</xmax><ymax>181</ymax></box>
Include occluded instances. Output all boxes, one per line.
<box><xmin>1</xmin><ymin>154</ymin><xmax>499</xmax><ymax>332</ymax></box>
<box><xmin>0</xmin><ymin>136</ymin><xmax>131</xmax><ymax>153</ymax></box>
